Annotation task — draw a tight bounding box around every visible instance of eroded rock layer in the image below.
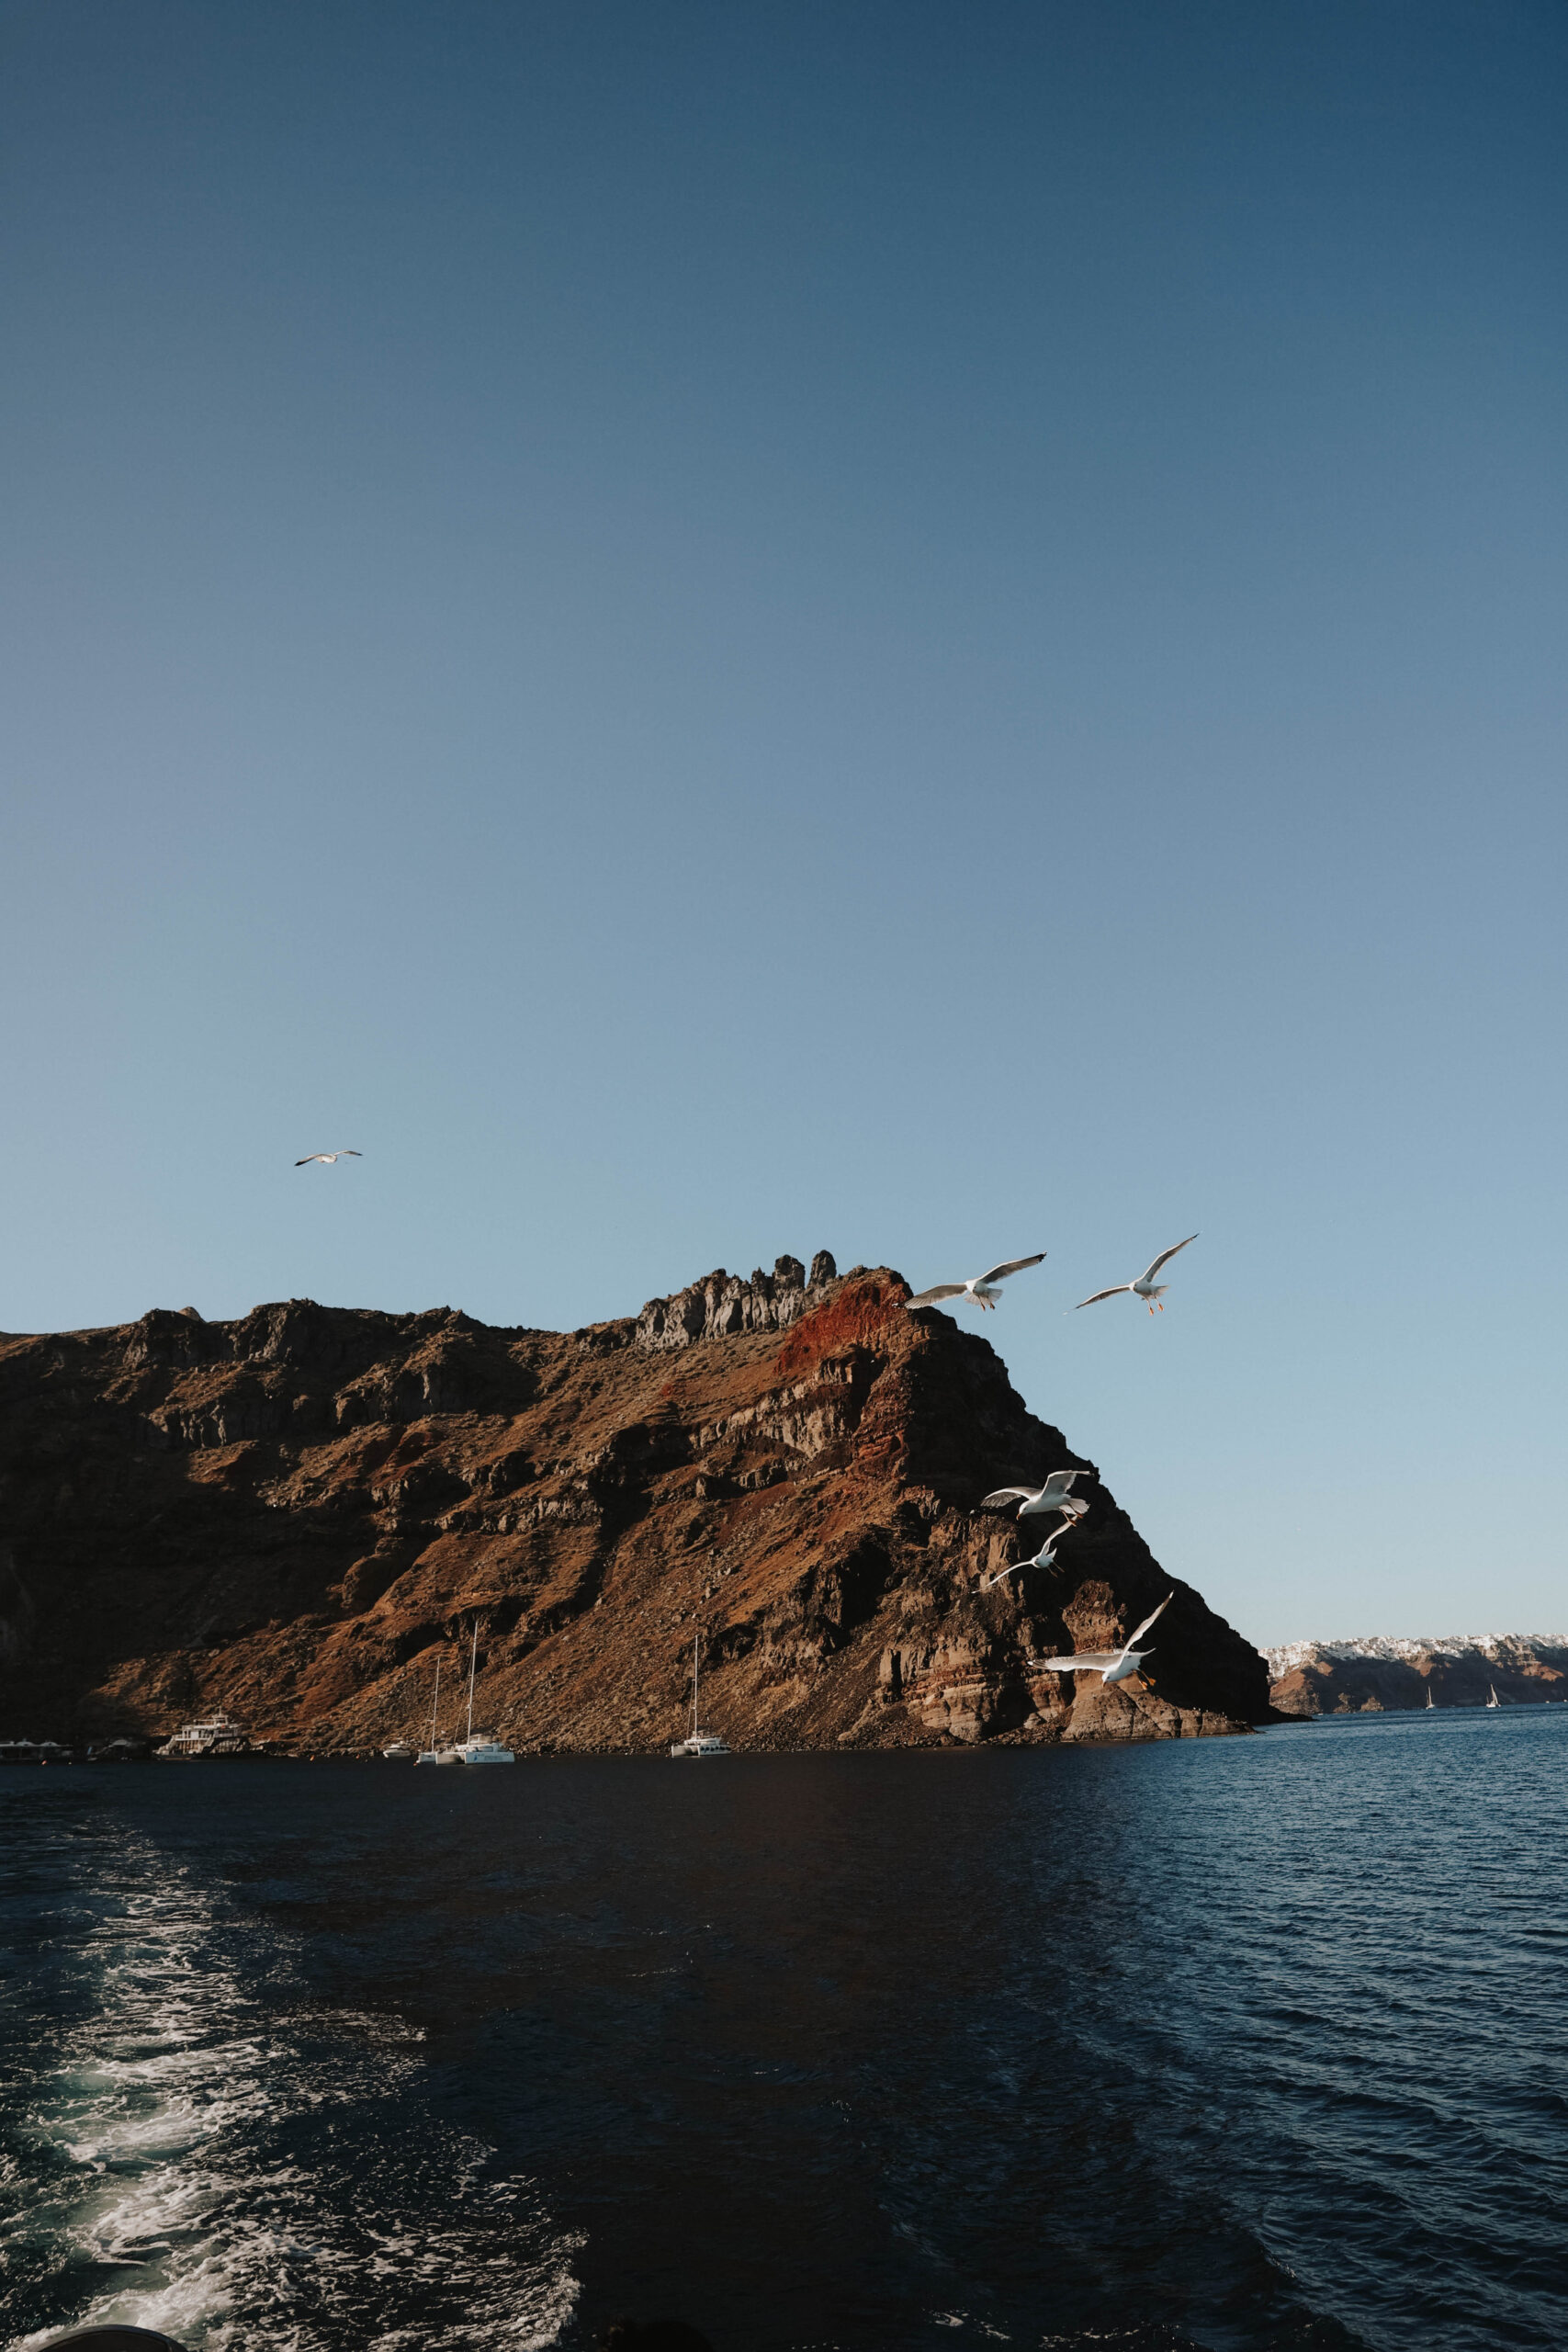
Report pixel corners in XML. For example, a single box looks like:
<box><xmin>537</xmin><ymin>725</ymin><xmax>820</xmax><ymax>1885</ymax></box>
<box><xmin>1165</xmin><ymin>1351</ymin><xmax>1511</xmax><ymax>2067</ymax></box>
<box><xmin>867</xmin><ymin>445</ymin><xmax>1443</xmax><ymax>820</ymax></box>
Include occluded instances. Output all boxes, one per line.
<box><xmin>0</xmin><ymin>1261</ymin><xmax>1270</xmax><ymax>1750</ymax></box>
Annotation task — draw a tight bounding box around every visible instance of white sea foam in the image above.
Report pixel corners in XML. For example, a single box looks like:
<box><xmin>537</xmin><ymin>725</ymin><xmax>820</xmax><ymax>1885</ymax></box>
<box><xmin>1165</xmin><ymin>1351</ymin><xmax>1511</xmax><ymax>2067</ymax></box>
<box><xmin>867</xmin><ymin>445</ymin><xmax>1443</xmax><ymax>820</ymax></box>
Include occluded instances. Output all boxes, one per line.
<box><xmin>5</xmin><ymin>1848</ymin><xmax>578</xmax><ymax>2350</ymax></box>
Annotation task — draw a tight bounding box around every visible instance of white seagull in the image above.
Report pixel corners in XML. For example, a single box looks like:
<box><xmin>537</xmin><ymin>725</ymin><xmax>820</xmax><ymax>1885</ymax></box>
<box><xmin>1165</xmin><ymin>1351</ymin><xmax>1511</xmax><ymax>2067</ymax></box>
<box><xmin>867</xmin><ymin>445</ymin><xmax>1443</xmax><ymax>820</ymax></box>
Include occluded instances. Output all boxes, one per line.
<box><xmin>1077</xmin><ymin>1235</ymin><xmax>1198</xmax><ymax>1315</ymax></box>
<box><xmin>980</xmin><ymin>1509</ymin><xmax>1087</xmax><ymax>1589</ymax></box>
<box><xmin>979</xmin><ymin>1469</ymin><xmax>1089</xmax><ymax>1521</ymax></box>
<box><xmin>906</xmin><ymin>1252</ymin><xmax>1045</xmax><ymax>1313</ymax></box>
<box><xmin>1032</xmin><ymin>1592</ymin><xmax>1174</xmax><ymax>1689</ymax></box>
<box><xmin>295</xmin><ymin>1150</ymin><xmax>363</xmax><ymax>1167</ymax></box>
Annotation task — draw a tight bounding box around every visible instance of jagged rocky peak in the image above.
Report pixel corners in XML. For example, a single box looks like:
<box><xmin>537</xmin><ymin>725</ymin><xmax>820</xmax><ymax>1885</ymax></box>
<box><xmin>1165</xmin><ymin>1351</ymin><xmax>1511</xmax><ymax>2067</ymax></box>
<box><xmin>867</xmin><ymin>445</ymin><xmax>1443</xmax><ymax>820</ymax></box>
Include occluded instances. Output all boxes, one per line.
<box><xmin>637</xmin><ymin>1250</ymin><xmax>839</xmax><ymax>1350</ymax></box>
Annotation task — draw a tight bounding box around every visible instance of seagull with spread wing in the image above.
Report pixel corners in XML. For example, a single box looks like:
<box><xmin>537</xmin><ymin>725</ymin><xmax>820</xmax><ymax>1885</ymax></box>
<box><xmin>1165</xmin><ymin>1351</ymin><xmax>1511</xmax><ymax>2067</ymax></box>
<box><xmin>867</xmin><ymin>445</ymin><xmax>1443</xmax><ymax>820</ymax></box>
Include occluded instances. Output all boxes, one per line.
<box><xmin>979</xmin><ymin>1468</ymin><xmax>1089</xmax><ymax>1521</ymax></box>
<box><xmin>980</xmin><ymin>1508</ymin><xmax>1087</xmax><ymax>1589</ymax></box>
<box><xmin>295</xmin><ymin>1150</ymin><xmax>363</xmax><ymax>1167</ymax></box>
<box><xmin>1077</xmin><ymin>1235</ymin><xmax>1198</xmax><ymax>1315</ymax></box>
<box><xmin>1031</xmin><ymin>1593</ymin><xmax>1173</xmax><ymax>1689</ymax></box>
<box><xmin>906</xmin><ymin>1252</ymin><xmax>1045</xmax><ymax>1313</ymax></box>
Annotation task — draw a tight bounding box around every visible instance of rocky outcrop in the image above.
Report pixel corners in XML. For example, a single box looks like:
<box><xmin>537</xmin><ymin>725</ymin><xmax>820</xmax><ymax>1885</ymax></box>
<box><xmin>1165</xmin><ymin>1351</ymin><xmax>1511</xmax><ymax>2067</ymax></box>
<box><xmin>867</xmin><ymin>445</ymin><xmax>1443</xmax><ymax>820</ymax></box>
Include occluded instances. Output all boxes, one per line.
<box><xmin>635</xmin><ymin>1252</ymin><xmax>840</xmax><ymax>1349</ymax></box>
<box><xmin>1268</xmin><ymin>1633</ymin><xmax>1568</xmax><ymax>1715</ymax></box>
<box><xmin>0</xmin><ymin>1261</ymin><xmax>1270</xmax><ymax>1752</ymax></box>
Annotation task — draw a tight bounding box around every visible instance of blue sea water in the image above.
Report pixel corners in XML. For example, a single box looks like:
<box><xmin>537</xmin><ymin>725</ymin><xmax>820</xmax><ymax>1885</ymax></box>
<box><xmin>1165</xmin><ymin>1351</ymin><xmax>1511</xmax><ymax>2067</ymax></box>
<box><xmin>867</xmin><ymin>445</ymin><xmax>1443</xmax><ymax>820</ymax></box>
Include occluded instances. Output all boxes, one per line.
<box><xmin>2</xmin><ymin>1709</ymin><xmax>1564</xmax><ymax>2352</ymax></box>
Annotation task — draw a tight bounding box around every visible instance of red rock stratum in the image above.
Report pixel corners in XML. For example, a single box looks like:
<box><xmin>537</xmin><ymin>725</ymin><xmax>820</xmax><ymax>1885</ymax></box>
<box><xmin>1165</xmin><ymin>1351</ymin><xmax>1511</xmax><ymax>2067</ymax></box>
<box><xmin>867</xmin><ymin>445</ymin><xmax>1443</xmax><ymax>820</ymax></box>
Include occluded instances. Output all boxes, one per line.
<box><xmin>0</xmin><ymin>1255</ymin><xmax>1270</xmax><ymax>1750</ymax></box>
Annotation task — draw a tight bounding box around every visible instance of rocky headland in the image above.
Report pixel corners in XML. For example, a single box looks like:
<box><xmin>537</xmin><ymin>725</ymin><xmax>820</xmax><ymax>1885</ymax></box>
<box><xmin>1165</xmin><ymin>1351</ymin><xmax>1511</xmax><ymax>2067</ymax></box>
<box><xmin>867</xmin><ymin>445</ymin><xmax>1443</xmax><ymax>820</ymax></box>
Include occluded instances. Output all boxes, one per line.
<box><xmin>1268</xmin><ymin>1633</ymin><xmax>1568</xmax><ymax>1715</ymax></box>
<box><xmin>0</xmin><ymin>1255</ymin><xmax>1272</xmax><ymax>1752</ymax></box>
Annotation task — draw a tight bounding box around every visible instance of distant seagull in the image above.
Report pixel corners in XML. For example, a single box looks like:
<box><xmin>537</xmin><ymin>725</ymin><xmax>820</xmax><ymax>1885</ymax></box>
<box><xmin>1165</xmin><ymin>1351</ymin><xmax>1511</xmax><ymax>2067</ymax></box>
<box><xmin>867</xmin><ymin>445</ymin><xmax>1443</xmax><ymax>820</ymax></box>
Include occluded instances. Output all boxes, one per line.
<box><xmin>295</xmin><ymin>1150</ymin><xmax>363</xmax><ymax>1167</ymax></box>
<box><xmin>1077</xmin><ymin>1235</ymin><xmax>1198</xmax><ymax>1315</ymax></box>
<box><xmin>980</xmin><ymin>1509</ymin><xmax>1087</xmax><ymax>1589</ymax></box>
<box><xmin>906</xmin><ymin>1253</ymin><xmax>1045</xmax><ymax>1314</ymax></box>
<box><xmin>1032</xmin><ymin>1592</ymin><xmax>1173</xmax><ymax>1689</ymax></box>
<box><xmin>979</xmin><ymin>1469</ymin><xmax>1089</xmax><ymax>1521</ymax></box>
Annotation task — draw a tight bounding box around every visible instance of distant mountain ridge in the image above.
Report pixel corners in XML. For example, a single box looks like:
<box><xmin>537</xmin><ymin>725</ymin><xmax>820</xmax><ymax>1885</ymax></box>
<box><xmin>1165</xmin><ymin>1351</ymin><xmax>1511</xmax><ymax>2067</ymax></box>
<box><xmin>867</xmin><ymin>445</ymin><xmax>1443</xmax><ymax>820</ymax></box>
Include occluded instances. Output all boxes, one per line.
<box><xmin>1267</xmin><ymin>1632</ymin><xmax>1567</xmax><ymax>1672</ymax></box>
<box><xmin>1268</xmin><ymin>1632</ymin><xmax>1568</xmax><ymax>1715</ymax></box>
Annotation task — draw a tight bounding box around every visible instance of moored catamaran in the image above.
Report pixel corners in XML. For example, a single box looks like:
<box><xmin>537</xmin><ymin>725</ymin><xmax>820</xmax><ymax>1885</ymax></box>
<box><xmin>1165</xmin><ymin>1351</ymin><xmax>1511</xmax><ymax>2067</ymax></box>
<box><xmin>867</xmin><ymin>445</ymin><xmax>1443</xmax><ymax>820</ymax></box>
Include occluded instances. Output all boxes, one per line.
<box><xmin>412</xmin><ymin>1624</ymin><xmax>514</xmax><ymax>1764</ymax></box>
<box><xmin>671</xmin><ymin>1630</ymin><xmax>730</xmax><ymax>1758</ymax></box>
<box><xmin>450</xmin><ymin>1622</ymin><xmax>515</xmax><ymax>1762</ymax></box>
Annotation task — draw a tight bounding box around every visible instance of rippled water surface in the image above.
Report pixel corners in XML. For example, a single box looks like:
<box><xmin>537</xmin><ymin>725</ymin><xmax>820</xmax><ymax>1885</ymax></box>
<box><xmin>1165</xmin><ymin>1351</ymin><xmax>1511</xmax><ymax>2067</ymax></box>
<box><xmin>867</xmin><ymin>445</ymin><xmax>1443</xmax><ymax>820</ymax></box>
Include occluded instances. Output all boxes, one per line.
<box><xmin>3</xmin><ymin>1710</ymin><xmax>1565</xmax><ymax>2352</ymax></box>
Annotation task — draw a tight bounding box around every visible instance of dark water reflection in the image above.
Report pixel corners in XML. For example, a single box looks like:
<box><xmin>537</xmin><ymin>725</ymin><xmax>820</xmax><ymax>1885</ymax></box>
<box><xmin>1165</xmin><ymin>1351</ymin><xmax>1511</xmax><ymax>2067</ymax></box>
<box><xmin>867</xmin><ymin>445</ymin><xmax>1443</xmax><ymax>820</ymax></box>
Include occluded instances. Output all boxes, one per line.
<box><xmin>3</xmin><ymin>1710</ymin><xmax>1564</xmax><ymax>2352</ymax></box>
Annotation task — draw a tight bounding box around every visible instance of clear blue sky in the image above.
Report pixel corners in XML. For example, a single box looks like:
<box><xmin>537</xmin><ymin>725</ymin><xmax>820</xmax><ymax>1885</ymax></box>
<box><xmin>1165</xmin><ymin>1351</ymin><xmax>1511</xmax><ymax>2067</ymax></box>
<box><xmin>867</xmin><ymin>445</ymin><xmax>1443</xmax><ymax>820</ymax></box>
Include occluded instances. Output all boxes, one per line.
<box><xmin>3</xmin><ymin>1</ymin><xmax>1563</xmax><ymax>1646</ymax></box>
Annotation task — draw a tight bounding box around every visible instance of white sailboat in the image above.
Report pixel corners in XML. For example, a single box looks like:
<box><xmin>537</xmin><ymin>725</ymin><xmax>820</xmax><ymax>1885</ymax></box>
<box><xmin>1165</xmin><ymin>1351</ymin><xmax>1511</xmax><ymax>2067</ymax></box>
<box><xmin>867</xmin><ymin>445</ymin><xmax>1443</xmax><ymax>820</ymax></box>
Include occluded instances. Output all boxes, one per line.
<box><xmin>1486</xmin><ymin>1683</ymin><xmax>1502</xmax><ymax>1710</ymax></box>
<box><xmin>1425</xmin><ymin>1688</ymin><xmax>1435</xmax><ymax>1713</ymax></box>
<box><xmin>671</xmin><ymin>1629</ymin><xmax>730</xmax><ymax>1758</ymax></box>
<box><xmin>452</xmin><ymin>1623</ymin><xmax>515</xmax><ymax>1764</ymax></box>
<box><xmin>414</xmin><ymin>1659</ymin><xmax>458</xmax><ymax>1764</ymax></box>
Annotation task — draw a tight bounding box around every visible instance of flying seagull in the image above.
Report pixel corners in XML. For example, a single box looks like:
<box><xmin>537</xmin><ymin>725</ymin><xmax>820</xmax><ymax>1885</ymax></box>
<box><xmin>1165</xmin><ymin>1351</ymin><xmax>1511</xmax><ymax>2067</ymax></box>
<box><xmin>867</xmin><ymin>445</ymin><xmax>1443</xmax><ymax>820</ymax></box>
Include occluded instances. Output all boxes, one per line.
<box><xmin>1077</xmin><ymin>1235</ymin><xmax>1198</xmax><ymax>1315</ymax></box>
<box><xmin>979</xmin><ymin>1469</ymin><xmax>1089</xmax><ymax>1521</ymax></box>
<box><xmin>295</xmin><ymin>1150</ymin><xmax>363</xmax><ymax>1167</ymax></box>
<box><xmin>980</xmin><ymin>1509</ymin><xmax>1087</xmax><ymax>1589</ymax></box>
<box><xmin>906</xmin><ymin>1253</ymin><xmax>1045</xmax><ymax>1313</ymax></box>
<box><xmin>1031</xmin><ymin>1592</ymin><xmax>1174</xmax><ymax>1689</ymax></box>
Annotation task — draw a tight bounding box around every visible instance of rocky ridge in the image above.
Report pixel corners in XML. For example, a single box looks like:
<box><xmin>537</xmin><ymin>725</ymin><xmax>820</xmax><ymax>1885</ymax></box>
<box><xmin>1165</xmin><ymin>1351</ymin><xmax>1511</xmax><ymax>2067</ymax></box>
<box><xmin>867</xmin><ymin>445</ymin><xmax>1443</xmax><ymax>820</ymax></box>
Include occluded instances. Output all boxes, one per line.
<box><xmin>0</xmin><ymin>1256</ymin><xmax>1272</xmax><ymax>1752</ymax></box>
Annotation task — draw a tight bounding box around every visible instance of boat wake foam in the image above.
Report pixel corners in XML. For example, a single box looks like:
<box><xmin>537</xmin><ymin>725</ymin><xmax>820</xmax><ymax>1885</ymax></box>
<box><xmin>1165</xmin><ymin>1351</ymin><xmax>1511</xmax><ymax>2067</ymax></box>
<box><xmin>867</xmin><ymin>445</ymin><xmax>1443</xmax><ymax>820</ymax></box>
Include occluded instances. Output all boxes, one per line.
<box><xmin>3</xmin><ymin>1839</ymin><xmax>578</xmax><ymax>2351</ymax></box>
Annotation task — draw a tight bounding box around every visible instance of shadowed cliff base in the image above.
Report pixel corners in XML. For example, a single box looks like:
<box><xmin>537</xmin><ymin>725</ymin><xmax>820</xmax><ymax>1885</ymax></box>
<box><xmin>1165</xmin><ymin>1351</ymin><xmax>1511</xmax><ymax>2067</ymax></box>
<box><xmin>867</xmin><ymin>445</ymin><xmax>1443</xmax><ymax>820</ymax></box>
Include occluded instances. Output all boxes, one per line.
<box><xmin>0</xmin><ymin>1259</ymin><xmax>1270</xmax><ymax>1750</ymax></box>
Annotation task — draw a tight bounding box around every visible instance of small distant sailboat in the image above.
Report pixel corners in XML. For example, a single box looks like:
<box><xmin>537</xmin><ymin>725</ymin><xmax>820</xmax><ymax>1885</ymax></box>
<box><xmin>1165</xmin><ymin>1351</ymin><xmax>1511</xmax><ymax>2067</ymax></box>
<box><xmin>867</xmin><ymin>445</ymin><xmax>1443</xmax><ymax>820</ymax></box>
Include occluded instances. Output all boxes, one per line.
<box><xmin>451</xmin><ymin>1623</ymin><xmax>515</xmax><ymax>1764</ymax></box>
<box><xmin>1425</xmin><ymin>1688</ymin><xmax>1436</xmax><ymax>1713</ymax></box>
<box><xmin>414</xmin><ymin>1659</ymin><xmax>457</xmax><ymax>1765</ymax></box>
<box><xmin>1486</xmin><ymin>1684</ymin><xmax>1502</xmax><ymax>1710</ymax></box>
<box><xmin>671</xmin><ymin>1630</ymin><xmax>730</xmax><ymax>1758</ymax></box>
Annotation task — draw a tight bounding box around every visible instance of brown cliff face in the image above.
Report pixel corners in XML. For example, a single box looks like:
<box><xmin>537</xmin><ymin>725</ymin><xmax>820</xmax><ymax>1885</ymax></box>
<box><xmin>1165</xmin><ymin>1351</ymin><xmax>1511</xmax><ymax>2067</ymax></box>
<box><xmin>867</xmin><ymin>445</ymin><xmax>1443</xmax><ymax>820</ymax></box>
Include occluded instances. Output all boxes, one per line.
<box><xmin>0</xmin><ymin>1259</ymin><xmax>1270</xmax><ymax>1751</ymax></box>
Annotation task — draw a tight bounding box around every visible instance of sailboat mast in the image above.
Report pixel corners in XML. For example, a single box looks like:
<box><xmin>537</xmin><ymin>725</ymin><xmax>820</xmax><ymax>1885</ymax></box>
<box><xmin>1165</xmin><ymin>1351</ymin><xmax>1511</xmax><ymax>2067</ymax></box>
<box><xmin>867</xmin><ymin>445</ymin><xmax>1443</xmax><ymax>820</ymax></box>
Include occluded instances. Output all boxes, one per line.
<box><xmin>429</xmin><ymin>1660</ymin><xmax>440</xmax><ymax>1747</ymax></box>
<box><xmin>467</xmin><ymin>1622</ymin><xmax>478</xmax><ymax>1743</ymax></box>
<box><xmin>692</xmin><ymin>1629</ymin><xmax>699</xmax><ymax>1740</ymax></box>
